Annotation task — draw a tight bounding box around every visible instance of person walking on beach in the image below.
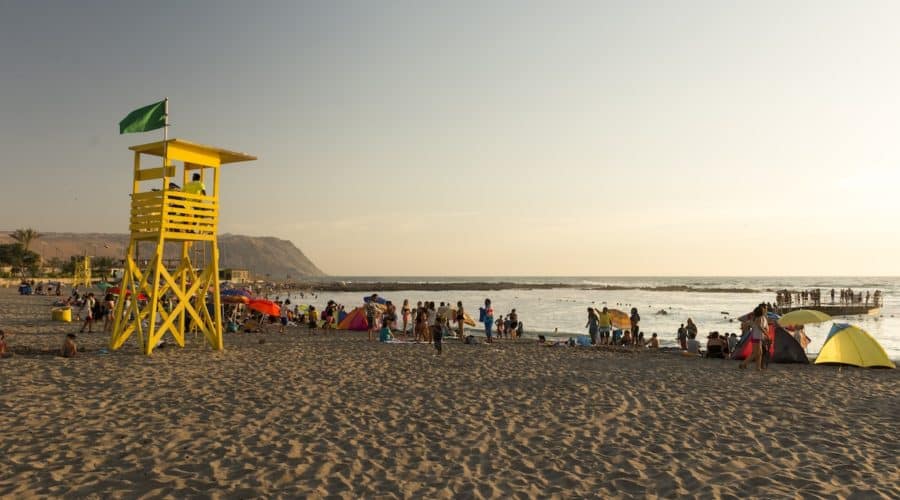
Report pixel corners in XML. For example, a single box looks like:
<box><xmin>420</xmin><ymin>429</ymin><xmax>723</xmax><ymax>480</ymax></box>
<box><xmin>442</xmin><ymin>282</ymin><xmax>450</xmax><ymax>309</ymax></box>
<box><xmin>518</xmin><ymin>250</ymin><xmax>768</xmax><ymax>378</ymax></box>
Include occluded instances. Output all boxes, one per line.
<box><xmin>586</xmin><ymin>307</ymin><xmax>600</xmax><ymax>345</ymax></box>
<box><xmin>79</xmin><ymin>293</ymin><xmax>96</xmax><ymax>333</ymax></box>
<box><xmin>739</xmin><ymin>306</ymin><xmax>766</xmax><ymax>371</ymax></box>
<box><xmin>482</xmin><ymin>298</ymin><xmax>495</xmax><ymax>343</ymax></box>
<box><xmin>455</xmin><ymin>301</ymin><xmax>466</xmax><ymax>340</ymax></box>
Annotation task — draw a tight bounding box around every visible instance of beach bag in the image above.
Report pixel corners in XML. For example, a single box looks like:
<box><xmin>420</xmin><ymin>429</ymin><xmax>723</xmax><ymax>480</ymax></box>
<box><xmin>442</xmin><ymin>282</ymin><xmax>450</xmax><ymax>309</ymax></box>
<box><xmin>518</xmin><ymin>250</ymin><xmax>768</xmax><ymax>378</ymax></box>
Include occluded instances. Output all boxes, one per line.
<box><xmin>478</xmin><ymin>307</ymin><xmax>485</xmax><ymax>323</ymax></box>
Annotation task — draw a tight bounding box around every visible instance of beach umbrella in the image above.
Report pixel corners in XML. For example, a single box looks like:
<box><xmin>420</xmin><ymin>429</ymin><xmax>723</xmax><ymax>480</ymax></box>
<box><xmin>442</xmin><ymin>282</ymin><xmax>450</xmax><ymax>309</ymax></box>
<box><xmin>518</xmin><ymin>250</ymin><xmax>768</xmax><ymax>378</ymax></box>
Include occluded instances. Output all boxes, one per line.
<box><xmin>248</xmin><ymin>299</ymin><xmax>280</xmax><ymax>316</ymax></box>
<box><xmin>108</xmin><ymin>287</ymin><xmax>148</xmax><ymax>301</ymax></box>
<box><xmin>606</xmin><ymin>309</ymin><xmax>632</xmax><ymax>330</ymax></box>
<box><xmin>221</xmin><ymin>295</ymin><xmax>250</xmax><ymax>305</ymax></box>
<box><xmin>221</xmin><ymin>288</ymin><xmax>252</xmax><ymax>298</ymax></box>
<box><xmin>777</xmin><ymin>309</ymin><xmax>831</xmax><ymax>327</ymax></box>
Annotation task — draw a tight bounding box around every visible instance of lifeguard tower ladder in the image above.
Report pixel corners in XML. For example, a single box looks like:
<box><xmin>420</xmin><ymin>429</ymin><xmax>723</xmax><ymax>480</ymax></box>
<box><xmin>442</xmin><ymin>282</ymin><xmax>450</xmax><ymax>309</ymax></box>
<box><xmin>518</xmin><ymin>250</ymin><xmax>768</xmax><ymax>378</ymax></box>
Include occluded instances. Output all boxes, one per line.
<box><xmin>72</xmin><ymin>255</ymin><xmax>91</xmax><ymax>288</ymax></box>
<box><xmin>110</xmin><ymin>139</ymin><xmax>255</xmax><ymax>355</ymax></box>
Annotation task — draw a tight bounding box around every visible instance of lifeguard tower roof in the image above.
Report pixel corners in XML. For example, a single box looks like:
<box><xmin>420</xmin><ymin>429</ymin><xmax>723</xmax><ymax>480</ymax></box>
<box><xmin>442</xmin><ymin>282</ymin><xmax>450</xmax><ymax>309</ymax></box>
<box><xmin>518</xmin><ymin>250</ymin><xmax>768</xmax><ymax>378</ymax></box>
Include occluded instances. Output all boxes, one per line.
<box><xmin>129</xmin><ymin>138</ymin><xmax>257</xmax><ymax>165</ymax></box>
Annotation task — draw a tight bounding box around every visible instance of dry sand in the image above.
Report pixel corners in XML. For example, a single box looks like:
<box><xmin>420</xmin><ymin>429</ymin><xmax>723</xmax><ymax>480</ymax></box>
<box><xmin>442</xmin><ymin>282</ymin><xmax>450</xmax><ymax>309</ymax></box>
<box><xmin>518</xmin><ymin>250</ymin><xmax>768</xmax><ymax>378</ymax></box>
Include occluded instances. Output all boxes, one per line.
<box><xmin>0</xmin><ymin>287</ymin><xmax>897</xmax><ymax>499</ymax></box>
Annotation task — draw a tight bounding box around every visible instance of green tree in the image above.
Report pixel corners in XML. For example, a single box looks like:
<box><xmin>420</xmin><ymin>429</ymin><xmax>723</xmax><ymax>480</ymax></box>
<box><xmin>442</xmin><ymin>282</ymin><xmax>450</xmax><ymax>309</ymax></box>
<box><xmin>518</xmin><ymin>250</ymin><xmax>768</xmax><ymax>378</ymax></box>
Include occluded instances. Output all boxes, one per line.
<box><xmin>9</xmin><ymin>228</ymin><xmax>42</xmax><ymax>253</ymax></box>
<box><xmin>0</xmin><ymin>243</ymin><xmax>41</xmax><ymax>278</ymax></box>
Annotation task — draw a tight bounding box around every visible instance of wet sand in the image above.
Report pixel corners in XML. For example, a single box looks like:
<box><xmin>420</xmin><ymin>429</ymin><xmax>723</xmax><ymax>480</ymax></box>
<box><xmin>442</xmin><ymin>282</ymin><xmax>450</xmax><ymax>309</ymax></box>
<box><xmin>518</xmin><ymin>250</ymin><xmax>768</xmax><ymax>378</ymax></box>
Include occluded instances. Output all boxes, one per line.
<box><xmin>0</xmin><ymin>288</ymin><xmax>897</xmax><ymax>498</ymax></box>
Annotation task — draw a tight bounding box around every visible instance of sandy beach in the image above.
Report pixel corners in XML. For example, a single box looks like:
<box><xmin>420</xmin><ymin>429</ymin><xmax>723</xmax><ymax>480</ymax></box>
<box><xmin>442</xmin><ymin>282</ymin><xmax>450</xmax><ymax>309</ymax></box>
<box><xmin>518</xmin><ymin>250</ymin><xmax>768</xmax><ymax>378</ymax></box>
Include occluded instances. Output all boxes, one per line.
<box><xmin>0</xmin><ymin>287</ymin><xmax>897</xmax><ymax>498</ymax></box>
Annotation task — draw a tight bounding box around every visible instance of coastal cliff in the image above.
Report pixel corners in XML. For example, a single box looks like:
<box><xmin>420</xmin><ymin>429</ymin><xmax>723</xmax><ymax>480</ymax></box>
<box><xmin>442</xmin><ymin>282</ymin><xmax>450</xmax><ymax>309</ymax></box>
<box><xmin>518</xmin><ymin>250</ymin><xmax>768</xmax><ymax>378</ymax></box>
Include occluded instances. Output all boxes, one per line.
<box><xmin>0</xmin><ymin>232</ymin><xmax>326</xmax><ymax>278</ymax></box>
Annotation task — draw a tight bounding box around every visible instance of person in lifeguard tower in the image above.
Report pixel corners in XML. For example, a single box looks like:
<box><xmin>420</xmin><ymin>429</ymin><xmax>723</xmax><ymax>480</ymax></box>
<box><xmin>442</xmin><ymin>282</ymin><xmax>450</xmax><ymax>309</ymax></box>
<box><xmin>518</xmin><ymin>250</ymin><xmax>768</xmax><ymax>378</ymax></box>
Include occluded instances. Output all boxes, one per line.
<box><xmin>184</xmin><ymin>173</ymin><xmax>206</xmax><ymax>195</ymax></box>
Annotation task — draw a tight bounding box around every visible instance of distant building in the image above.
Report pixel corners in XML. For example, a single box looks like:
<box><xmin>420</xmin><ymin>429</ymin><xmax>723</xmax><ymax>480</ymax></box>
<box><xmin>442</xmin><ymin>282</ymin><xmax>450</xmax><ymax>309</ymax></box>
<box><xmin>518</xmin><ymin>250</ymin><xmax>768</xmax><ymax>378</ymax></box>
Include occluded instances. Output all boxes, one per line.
<box><xmin>220</xmin><ymin>269</ymin><xmax>250</xmax><ymax>284</ymax></box>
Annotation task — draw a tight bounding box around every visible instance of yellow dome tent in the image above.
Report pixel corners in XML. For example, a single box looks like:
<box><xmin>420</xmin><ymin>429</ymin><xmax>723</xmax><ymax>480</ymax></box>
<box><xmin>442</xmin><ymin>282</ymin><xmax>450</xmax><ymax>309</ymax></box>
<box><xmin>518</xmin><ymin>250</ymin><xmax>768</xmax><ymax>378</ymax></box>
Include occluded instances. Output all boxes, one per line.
<box><xmin>815</xmin><ymin>324</ymin><xmax>895</xmax><ymax>369</ymax></box>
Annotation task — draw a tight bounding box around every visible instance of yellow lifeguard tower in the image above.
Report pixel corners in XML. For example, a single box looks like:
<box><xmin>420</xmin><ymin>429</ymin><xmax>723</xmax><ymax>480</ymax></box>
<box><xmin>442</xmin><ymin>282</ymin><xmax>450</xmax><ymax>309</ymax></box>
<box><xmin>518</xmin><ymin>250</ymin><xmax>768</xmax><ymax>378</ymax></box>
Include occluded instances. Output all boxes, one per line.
<box><xmin>110</xmin><ymin>139</ymin><xmax>255</xmax><ymax>355</ymax></box>
<box><xmin>72</xmin><ymin>255</ymin><xmax>91</xmax><ymax>288</ymax></box>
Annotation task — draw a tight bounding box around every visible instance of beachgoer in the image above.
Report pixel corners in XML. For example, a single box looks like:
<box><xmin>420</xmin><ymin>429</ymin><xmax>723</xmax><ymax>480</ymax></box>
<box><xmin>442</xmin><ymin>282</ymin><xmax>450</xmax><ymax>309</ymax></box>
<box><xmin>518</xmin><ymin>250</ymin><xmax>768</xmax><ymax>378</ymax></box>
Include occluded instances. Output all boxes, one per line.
<box><xmin>706</xmin><ymin>332</ymin><xmax>725</xmax><ymax>358</ymax></box>
<box><xmin>646</xmin><ymin>333</ymin><xmax>659</xmax><ymax>349</ymax></box>
<box><xmin>455</xmin><ymin>301</ymin><xmax>465</xmax><ymax>340</ymax></box>
<box><xmin>508</xmin><ymin>309</ymin><xmax>519</xmax><ymax>339</ymax></box>
<box><xmin>685</xmin><ymin>318</ymin><xmax>698</xmax><ymax>340</ymax></box>
<box><xmin>630</xmin><ymin>307</ymin><xmax>641</xmax><ymax>340</ymax></box>
<box><xmin>102</xmin><ymin>293</ymin><xmax>116</xmax><ymax>333</ymax></box>
<box><xmin>585</xmin><ymin>307</ymin><xmax>600</xmax><ymax>345</ymax></box>
<box><xmin>379</xmin><ymin>317</ymin><xmax>393</xmax><ymax>342</ymax></box>
<box><xmin>622</xmin><ymin>329</ymin><xmax>633</xmax><ymax>346</ymax></box>
<box><xmin>483</xmin><ymin>299</ymin><xmax>494</xmax><ymax>343</ymax></box>
<box><xmin>728</xmin><ymin>333</ymin><xmax>738</xmax><ymax>354</ymax></box>
<box><xmin>685</xmin><ymin>332</ymin><xmax>701</xmax><ymax>355</ymax></box>
<box><xmin>415</xmin><ymin>304</ymin><xmax>428</xmax><ymax>342</ymax></box>
<box><xmin>365</xmin><ymin>294</ymin><xmax>379</xmax><ymax>341</ymax></box>
<box><xmin>61</xmin><ymin>333</ymin><xmax>77</xmax><ymax>358</ymax></box>
<box><xmin>597</xmin><ymin>307</ymin><xmax>612</xmax><ymax>345</ymax></box>
<box><xmin>401</xmin><ymin>299</ymin><xmax>412</xmax><ymax>336</ymax></box>
<box><xmin>307</xmin><ymin>306</ymin><xmax>318</xmax><ymax>331</ymax></box>
<box><xmin>79</xmin><ymin>293</ymin><xmax>96</xmax><ymax>333</ymax></box>
<box><xmin>496</xmin><ymin>315</ymin><xmax>505</xmax><ymax>338</ymax></box>
<box><xmin>739</xmin><ymin>307</ymin><xmax>766</xmax><ymax>370</ymax></box>
<box><xmin>279</xmin><ymin>299</ymin><xmax>290</xmax><ymax>333</ymax></box>
<box><xmin>432</xmin><ymin>316</ymin><xmax>444</xmax><ymax>355</ymax></box>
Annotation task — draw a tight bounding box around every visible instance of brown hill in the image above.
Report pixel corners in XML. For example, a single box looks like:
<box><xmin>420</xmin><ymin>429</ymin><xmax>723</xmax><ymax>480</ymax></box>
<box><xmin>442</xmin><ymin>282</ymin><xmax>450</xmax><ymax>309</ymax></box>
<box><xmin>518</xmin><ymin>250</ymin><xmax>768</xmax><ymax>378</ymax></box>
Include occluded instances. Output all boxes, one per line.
<box><xmin>0</xmin><ymin>232</ymin><xmax>326</xmax><ymax>278</ymax></box>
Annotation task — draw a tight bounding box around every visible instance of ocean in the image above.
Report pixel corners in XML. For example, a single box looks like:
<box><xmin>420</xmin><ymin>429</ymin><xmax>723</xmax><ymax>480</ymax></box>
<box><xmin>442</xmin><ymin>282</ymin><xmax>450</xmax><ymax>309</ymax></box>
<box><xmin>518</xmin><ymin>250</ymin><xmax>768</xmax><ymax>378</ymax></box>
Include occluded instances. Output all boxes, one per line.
<box><xmin>281</xmin><ymin>276</ymin><xmax>900</xmax><ymax>361</ymax></box>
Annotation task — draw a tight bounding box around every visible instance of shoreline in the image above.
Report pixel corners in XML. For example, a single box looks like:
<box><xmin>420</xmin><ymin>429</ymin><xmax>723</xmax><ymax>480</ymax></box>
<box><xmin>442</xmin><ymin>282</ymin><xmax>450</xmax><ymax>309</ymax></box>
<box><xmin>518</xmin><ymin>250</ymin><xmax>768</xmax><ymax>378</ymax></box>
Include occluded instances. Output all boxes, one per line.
<box><xmin>283</xmin><ymin>281</ymin><xmax>762</xmax><ymax>293</ymax></box>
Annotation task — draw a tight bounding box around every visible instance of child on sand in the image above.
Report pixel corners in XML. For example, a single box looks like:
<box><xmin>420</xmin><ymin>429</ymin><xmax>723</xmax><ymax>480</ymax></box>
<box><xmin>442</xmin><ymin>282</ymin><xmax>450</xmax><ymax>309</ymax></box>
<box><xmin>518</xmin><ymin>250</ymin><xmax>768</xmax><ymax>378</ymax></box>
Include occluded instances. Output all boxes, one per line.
<box><xmin>379</xmin><ymin>318</ymin><xmax>393</xmax><ymax>342</ymax></box>
<box><xmin>646</xmin><ymin>333</ymin><xmax>659</xmax><ymax>348</ymax></box>
<box><xmin>61</xmin><ymin>333</ymin><xmax>77</xmax><ymax>358</ymax></box>
<box><xmin>432</xmin><ymin>317</ymin><xmax>444</xmax><ymax>355</ymax></box>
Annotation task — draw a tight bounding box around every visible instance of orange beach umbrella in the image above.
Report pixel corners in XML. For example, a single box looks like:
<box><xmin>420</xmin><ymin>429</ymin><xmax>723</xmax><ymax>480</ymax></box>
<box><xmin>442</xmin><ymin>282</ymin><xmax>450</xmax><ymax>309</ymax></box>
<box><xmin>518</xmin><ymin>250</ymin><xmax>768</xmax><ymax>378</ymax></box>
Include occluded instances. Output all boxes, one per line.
<box><xmin>248</xmin><ymin>299</ymin><xmax>280</xmax><ymax>316</ymax></box>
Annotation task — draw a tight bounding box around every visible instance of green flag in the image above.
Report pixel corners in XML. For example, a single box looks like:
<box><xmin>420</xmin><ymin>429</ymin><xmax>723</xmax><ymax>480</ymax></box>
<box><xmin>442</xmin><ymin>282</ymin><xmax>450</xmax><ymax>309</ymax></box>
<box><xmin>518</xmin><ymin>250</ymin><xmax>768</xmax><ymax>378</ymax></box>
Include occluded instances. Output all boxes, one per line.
<box><xmin>119</xmin><ymin>100</ymin><xmax>166</xmax><ymax>134</ymax></box>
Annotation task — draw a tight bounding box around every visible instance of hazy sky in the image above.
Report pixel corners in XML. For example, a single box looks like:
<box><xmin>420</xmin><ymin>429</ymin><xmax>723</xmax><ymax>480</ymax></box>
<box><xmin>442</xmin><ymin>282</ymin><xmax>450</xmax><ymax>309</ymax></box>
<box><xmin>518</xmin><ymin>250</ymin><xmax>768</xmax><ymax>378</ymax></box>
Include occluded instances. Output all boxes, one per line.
<box><xmin>2</xmin><ymin>1</ymin><xmax>899</xmax><ymax>276</ymax></box>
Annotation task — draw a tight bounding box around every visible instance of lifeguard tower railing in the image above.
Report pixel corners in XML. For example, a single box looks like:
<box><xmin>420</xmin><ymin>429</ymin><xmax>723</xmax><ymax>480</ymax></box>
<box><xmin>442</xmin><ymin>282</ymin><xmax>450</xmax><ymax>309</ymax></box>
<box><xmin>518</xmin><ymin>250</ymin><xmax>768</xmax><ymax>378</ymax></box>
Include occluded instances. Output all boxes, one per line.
<box><xmin>130</xmin><ymin>190</ymin><xmax>218</xmax><ymax>241</ymax></box>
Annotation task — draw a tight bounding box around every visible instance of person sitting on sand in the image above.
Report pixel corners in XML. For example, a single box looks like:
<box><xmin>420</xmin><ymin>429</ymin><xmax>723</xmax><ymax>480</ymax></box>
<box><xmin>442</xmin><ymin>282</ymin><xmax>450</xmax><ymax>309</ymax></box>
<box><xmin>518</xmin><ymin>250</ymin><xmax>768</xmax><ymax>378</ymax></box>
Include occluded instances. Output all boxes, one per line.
<box><xmin>379</xmin><ymin>317</ymin><xmax>393</xmax><ymax>342</ymax></box>
<box><xmin>685</xmin><ymin>332</ymin><xmax>701</xmax><ymax>355</ymax></box>
<box><xmin>61</xmin><ymin>333</ymin><xmax>77</xmax><ymax>358</ymax></box>
<box><xmin>706</xmin><ymin>332</ymin><xmax>725</xmax><ymax>358</ymax></box>
<box><xmin>645</xmin><ymin>333</ymin><xmax>659</xmax><ymax>349</ymax></box>
<box><xmin>622</xmin><ymin>329</ymin><xmax>633</xmax><ymax>346</ymax></box>
<box><xmin>307</xmin><ymin>306</ymin><xmax>318</xmax><ymax>331</ymax></box>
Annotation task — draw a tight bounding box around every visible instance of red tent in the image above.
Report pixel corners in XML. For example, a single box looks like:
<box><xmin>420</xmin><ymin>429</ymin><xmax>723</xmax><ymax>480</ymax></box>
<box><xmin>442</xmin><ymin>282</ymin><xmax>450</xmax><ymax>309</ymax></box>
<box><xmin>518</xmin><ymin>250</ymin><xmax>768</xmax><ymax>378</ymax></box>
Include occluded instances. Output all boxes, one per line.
<box><xmin>337</xmin><ymin>307</ymin><xmax>369</xmax><ymax>331</ymax></box>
